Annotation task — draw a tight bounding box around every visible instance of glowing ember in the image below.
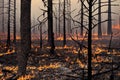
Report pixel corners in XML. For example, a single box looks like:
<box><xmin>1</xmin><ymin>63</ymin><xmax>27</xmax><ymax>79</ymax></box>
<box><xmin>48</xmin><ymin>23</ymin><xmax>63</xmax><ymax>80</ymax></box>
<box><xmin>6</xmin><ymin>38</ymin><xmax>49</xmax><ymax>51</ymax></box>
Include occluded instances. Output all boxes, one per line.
<box><xmin>76</xmin><ymin>59</ymin><xmax>85</xmax><ymax>68</ymax></box>
<box><xmin>6</xmin><ymin>49</ymin><xmax>15</xmax><ymax>54</ymax></box>
<box><xmin>37</xmin><ymin>63</ymin><xmax>60</xmax><ymax>71</ymax></box>
<box><xmin>18</xmin><ymin>74</ymin><xmax>35</xmax><ymax>80</ymax></box>
<box><xmin>113</xmin><ymin>24</ymin><xmax>120</xmax><ymax>30</ymax></box>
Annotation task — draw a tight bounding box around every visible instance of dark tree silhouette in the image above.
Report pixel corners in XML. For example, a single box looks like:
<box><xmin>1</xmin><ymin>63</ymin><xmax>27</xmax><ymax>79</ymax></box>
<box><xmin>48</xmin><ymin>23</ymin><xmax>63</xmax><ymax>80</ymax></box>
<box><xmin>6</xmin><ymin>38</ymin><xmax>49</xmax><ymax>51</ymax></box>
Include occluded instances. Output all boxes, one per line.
<box><xmin>2</xmin><ymin>0</ymin><xmax>5</xmax><ymax>33</ymax></box>
<box><xmin>98</xmin><ymin>0</ymin><xmax>102</xmax><ymax>38</ymax></box>
<box><xmin>107</xmin><ymin>0</ymin><xmax>112</xmax><ymax>35</ymax></box>
<box><xmin>80</xmin><ymin>0</ymin><xmax>84</xmax><ymax>36</ymax></box>
<box><xmin>58</xmin><ymin>0</ymin><xmax>61</xmax><ymax>36</ymax></box>
<box><xmin>88</xmin><ymin>0</ymin><xmax>93</xmax><ymax>80</ymax></box>
<box><xmin>13</xmin><ymin>0</ymin><xmax>16</xmax><ymax>44</ymax></box>
<box><xmin>7</xmin><ymin>0</ymin><xmax>11</xmax><ymax>48</ymax></box>
<box><xmin>18</xmin><ymin>0</ymin><xmax>31</xmax><ymax>75</ymax></box>
<box><xmin>48</xmin><ymin>0</ymin><xmax>55</xmax><ymax>53</ymax></box>
<box><xmin>63</xmin><ymin>0</ymin><xmax>66</xmax><ymax>46</ymax></box>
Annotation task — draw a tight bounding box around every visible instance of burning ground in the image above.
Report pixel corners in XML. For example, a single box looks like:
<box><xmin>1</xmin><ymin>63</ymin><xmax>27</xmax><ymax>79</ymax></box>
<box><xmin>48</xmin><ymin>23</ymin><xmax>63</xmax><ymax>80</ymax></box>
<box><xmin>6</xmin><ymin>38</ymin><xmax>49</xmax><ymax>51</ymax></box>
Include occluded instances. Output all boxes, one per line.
<box><xmin>0</xmin><ymin>38</ymin><xmax>120</xmax><ymax>80</ymax></box>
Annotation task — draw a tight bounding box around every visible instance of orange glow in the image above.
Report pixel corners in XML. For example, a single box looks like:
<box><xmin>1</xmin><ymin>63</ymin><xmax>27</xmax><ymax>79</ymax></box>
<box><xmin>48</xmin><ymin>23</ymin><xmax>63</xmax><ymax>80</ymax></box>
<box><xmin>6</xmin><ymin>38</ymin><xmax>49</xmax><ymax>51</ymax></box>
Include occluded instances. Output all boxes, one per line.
<box><xmin>16</xmin><ymin>36</ymin><xmax>20</xmax><ymax>40</ymax></box>
<box><xmin>6</xmin><ymin>49</ymin><xmax>15</xmax><ymax>54</ymax></box>
<box><xmin>112</xmin><ymin>24</ymin><xmax>120</xmax><ymax>30</ymax></box>
<box><xmin>18</xmin><ymin>74</ymin><xmax>35</xmax><ymax>80</ymax></box>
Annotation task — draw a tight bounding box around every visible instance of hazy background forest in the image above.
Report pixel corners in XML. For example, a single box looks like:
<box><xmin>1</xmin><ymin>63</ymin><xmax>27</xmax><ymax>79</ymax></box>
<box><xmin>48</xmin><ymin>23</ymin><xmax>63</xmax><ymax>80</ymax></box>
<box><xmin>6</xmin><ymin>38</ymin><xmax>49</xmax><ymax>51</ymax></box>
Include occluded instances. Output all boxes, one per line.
<box><xmin>0</xmin><ymin>0</ymin><xmax>120</xmax><ymax>35</ymax></box>
<box><xmin>0</xmin><ymin>0</ymin><xmax>120</xmax><ymax>80</ymax></box>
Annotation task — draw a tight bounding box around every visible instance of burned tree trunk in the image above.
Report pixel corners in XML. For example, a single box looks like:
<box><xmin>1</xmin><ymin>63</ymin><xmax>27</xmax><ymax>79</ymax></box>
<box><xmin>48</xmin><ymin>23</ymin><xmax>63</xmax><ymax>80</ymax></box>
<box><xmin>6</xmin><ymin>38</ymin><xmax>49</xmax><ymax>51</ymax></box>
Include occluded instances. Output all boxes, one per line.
<box><xmin>48</xmin><ymin>0</ymin><xmax>55</xmax><ymax>53</ymax></box>
<box><xmin>2</xmin><ymin>0</ymin><xmax>5</xmax><ymax>33</ymax></box>
<box><xmin>107</xmin><ymin>0</ymin><xmax>112</xmax><ymax>35</ymax></box>
<box><xmin>40</xmin><ymin>25</ymin><xmax>42</xmax><ymax>49</ymax></box>
<box><xmin>98</xmin><ymin>0</ymin><xmax>102</xmax><ymax>38</ymax></box>
<box><xmin>63</xmin><ymin>0</ymin><xmax>66</xmax><ymax>46</ymax></box>
<box><xmin>88</xmin><ymin>1</ymin><xmax>93</xmax><ymax>80</ymax></box>
<box><xmin>58</xmin><ymin>0</ymin><xmax>61</xmax><ymax>36</ymax></box>
<box><xmin>7</xmin><ymin>0</ymin><xmax>11</xmax><ymax>48</ymax></box>
<box><xmin>18</xmin><ymin>0</ymin><xmax>31</xmax><ymax>75</ymax></box>
<box><xmin>13</xmin><ymin>0</ymin><xmax>16</xmax><ymax>44</ymax></box>
<box><xmin>80</xmin><ymin>1</ymin><xmax>84</xmax><ymax>37</ymax></box>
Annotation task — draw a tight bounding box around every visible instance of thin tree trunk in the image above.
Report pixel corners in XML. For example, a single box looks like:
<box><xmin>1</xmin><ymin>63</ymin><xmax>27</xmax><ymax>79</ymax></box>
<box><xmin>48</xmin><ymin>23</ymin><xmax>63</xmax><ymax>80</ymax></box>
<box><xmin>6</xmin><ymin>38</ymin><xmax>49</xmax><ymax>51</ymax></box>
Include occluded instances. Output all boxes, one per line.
<box><xmin>48</xmin><ymin>0</ymin><xmax>55</xmax><ymax>53</ymax></box>
<box><xmin>2</xmin><ymin>0</ymin><xmax>5</xmax><ymax>33</ymax></box>
<box><xmin>88</xmin><ymin>1</ymin><xmax>92</xmax><ymax>80</ymax></box>
<box><xmin>7</xmin><ymin>0</ymin><xmax>11</xmax><ymax>48</ymax></box>
<box><xmin>63</xmin><ymin>0</ymin><xmax>66</xmax><ymax>46</ymax></box>
<box><xmin>58</xmin><ymin>0</ymin><xmax>61</xmax><ymax>36</ymax></box>
<box><xmin>98</xmin><ymin>0</ymin><xmax>102</xmax><ymax>38</ymax></box>
<box><xmin>40</xmin><ymin>25</ymin><xmax>42</xmax><ymax>49</ymax></box>
<box><xmin>80</xmin><ymin>1</ymin><xmax>84</xmax><ymax>36</ymax></box>
<box><xmin>18</xmin><ymin>0</ymin><xmax>31</xmax><ymax>75</ymax></box>
<box><xmin>107</xmin><ymin>0</ymin><xmax>112</xmax><ymax>35</ymax></box>
<box><xmin>13</xmin><ymin>0</ymin><xmax>16</xmax><ymax>44</ymax></box>
<box><xmin>56</xmin><ymin>17</ymin><xmax>57</xmax><ymax>38</ymax></box>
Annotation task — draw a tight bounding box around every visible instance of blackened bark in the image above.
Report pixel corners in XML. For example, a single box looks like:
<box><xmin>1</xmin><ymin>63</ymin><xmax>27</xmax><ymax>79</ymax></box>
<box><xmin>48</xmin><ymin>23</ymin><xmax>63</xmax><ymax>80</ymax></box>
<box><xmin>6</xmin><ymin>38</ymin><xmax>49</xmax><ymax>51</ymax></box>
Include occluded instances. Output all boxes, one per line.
<box><xmin>98</xmin><ymin>0</ymin><xmax>102</xmax><ymax>38</ymax></box>
<box><xmin>13</xmin><ymin>0</ymin><xmax>16</xmax><ymax>44</ymax></box>
<box><xmin>63</xmin><ymin>0</ymin><xmax>66</xmax><ymax>46</ymax></box>
<box><xmin>7</xmin><ymin>0</ymin><xmax>11</xmax><ymax>48</ymax></box>
<box><xmin>48</xmin><ymin>0</ymin><xmax>55</xmax><ymax>53</ymax></box>
<box><xmin>58</xmin><ymin>0</ymin><xmax>61</xmax><ymax>36</ymax></box>
<box><xmin>107</xmin><ymin>0</ymin><xmax>112</xmax><ymax>35</ymax></box>
<box><xmin>40</xmin><ymin>25</ymin><xmax>42</xmax><ymax>49</ymax></box>
<box><xmin>80</xmin><ymin>1</ymin><xmax>84</xmax><ymax>36</ymax></box>
<box><xmin>88</xmin><ymin>1</ymin><xmax>92</xmax><ymax>80</ymax></box>
<box><xmin>18</xmin><ymin>0</ymin><xmax>31</xmax><ymax>75</ymax></box>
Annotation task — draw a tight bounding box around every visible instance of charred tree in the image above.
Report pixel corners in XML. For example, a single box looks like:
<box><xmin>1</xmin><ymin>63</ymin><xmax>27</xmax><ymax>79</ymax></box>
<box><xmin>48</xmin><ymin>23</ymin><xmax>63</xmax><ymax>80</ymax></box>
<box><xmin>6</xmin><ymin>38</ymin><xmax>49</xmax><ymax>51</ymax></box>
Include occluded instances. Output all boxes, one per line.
<box><xmin>48</xmin><ymin>0</ymin><xmax>55</xmax><ymax>53</ymax></box>
<box><xmin>98</xmin><ymin>0</ymin><xmax>102</xmax><ymax>38</ymax></box>
<box><xmin>18</xmin><ymin>0</ymin><xmax>31</xmax><ymax>75</ymax></box>
<box><xmin>67</xmin><ymin>0</ymin><xmax>71</xmax><ymax>34</ymax></box>
<box><xmin>107</xmin><ymin>0</ymin><xmax>112</xmax><ymax>35</ymax></box>
<box><xmin>2</xmin><ymin>0</ymin><xmax>5</xmax><ymax>33</ymax></box>
<box><xmin>7</xmin><ymin>0</ymin><xmax>11</xmax><ymax>48</ymax></box>
<box><xmin>63</xmin><ymin>0</ymin><xmax>66</xmax><ymax>46</ymax></box>
<box><xmin>40</xmin><ymin>25</ymin><xmax>42</xmax><ymax>49</ymax></box>
<box><xmin>88</xmin><ymin>0</ymin><xmax>93</xmax><ymax>80</ymax></box>
<box><xmin>80</xmin><ymin>1</ymin><xmax>84</xmax><ymax>36</ymax></box>
<box><xmin>58</xmin><ymin>0</ymin><xmax>61</xmax><ymax>36</ymax></box>
<box><xmin>13</xmin><ymin>0</ymin><xmax>16</xmax><ymax>44</ymax></box>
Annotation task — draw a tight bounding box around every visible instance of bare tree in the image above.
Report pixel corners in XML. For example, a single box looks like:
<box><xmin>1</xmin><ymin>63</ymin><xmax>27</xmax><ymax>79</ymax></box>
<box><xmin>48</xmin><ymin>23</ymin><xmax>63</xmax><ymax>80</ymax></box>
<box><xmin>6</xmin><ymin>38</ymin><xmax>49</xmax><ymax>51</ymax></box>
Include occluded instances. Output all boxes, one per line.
<box><xmin>58</xmin><ymin>0</ymin><xmax>61</xmax><ymax>36</ymax></box>
<box><xmin>17</xmin><ymin>0</ymin><xmax>31</xmax><ymax>75</ymax></box>
<box><xmin>107</xmin><ymin>0</ymin><xmax>112</xmax><ymax>35</ymax></box>
<box><xmin>80</xmin><ymin>0</ymin><xmax>84</xmax><ymax>36</ymax></box>
<box><xmin>13</xmin><ymin>0</ymin><xmax>16</xmax><ymax>44</ymax></box>
<box><xmin>87</xmin><ymin>0</ymin><xmax>93</xmax><ymax>79</ymax></box>
<box><xmin>63</xmin><ymin>0</ymin><xmax>66</xmax><ymax>46</ymax></box>
<box><xmin>98</xmin><ymin>0</ymin><xmax>102</xmax><ymax>38</ymax></box>
<box><xmin>48</xmin><ymin>0</ymin><xmax>55</xmax><ymax>53</ymax></box>
<box><xmin>7</xmin><ymin>0</ymin><xmax>11</xmax><ymax>48</ymax></box>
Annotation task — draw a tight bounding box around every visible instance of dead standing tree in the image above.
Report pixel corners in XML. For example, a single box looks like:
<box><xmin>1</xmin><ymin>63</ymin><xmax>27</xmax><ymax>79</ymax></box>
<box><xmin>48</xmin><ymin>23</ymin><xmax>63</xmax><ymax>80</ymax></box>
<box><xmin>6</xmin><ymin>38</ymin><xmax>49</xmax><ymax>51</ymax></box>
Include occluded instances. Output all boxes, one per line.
<box><xmin>6</xmin><ymin>0</ymin><xmax>17</xmax><ymax>48</ymax></box>
<box><xmin>13</xmin><ymin>0</ymin><xmax>16</xmax><ymax>44</ymax></box>
<box><xmin>2</xmin><ymin>0</ymin><xmax>5</xmax><ymax>33</ymax></box>
<box><xmin>80</xmin><ymin>0</ymin><xmax>84</xmax><ymax>37</ymax></box>
<box><xmin>48</xmin><ymin>0</ymin><xmax>55</xmax><ymax>53</ymax></box>
<box><xmin>98</xmin><ymin>0</ymin><xmax>102</xmax><ymax>38</ymax></box>
<box><xmin>107</xmin><ymin>0</ymin><xmax>112</xmax><ymax>35</ymax></box>
<box><xmin>63</xmin><ymin>0</ymin><xmax>66</xmax><ymax>47</ymax></box>
<box><xmin>17</xmin><ymin>0</ymin><xmax>31</xmax><ymax>75</ymax></box>
<box><xmin>7</xmin><ymin>0</ymin><xmax>11</xmax><ymax>48</ymax></box>
<box><xmin>73</xmin><ymin>0</ymin><xmax>118</xmax><ymax>79</ymax></box>
<box><xmin>41</xmin><ymin>0</ymin><xmax>55</xmax><ymax>53</ymax></box>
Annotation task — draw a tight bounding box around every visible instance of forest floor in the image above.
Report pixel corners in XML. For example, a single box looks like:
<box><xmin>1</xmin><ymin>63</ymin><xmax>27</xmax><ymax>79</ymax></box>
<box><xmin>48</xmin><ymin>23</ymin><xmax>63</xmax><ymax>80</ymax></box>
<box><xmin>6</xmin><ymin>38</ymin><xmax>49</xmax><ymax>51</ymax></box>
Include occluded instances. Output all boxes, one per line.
<box><xmin>0</xmin><ymin>39</ymin><xmax>120</xmax><ymax>80</ymax></box>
